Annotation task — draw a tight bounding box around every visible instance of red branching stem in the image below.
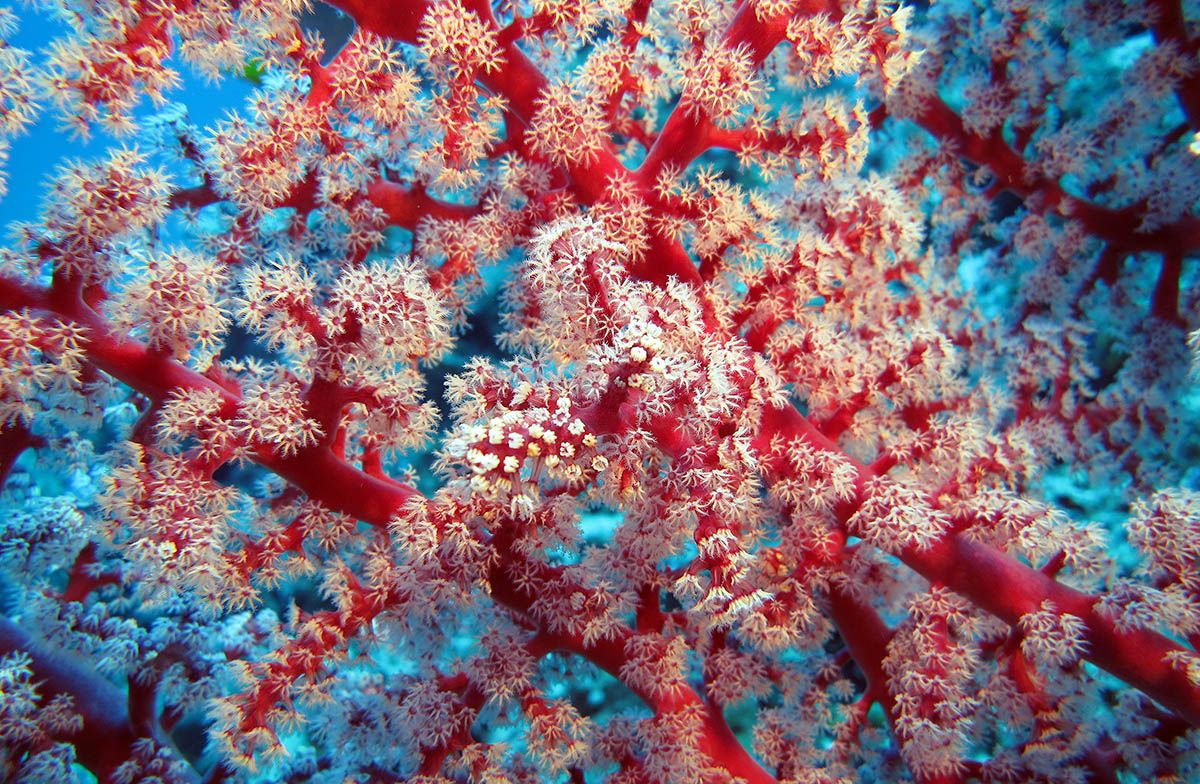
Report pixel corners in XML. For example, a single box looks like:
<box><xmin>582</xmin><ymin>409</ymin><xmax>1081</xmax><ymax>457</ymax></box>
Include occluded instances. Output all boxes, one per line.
<box><xmin>326</xmin><ymin>0</ymin><xmax>430</xmax><ymax>43</ymax></box>
<box><xmin>490</xmin><ymin>525</ymin><xmax>779</xmax><ymax>783</ymax></box>
<box><xmin>61</xmin><ymin>542</ymin><xmax>120</xmax><ymax>604</ymax></box>
<box><xmin>756</xmin><ymin>401</ymin><xmax>1200</xmax><ymax>725</ymax></box>
<box><xmin>0</xmin><ymin>616</ymin><xmax>196</xmax><ymax>782</ymax></box>
<box><xmin>912</xmin><ymin>95</ymin><xmax>1200</xmax><ymax>260</ymax></box>
<box><xmin>168</xmin><ymin>182</ymin><xmax>222</xmax><ymax>211</ymax></box>
<box><xmin>637</xmin><ymin>0</ymin><xmax>803</xmax><ymax>182</ymax></box>
<box><xmin>1152</xmin><ymin>252</ymin><xmax>1185</xmax><ymax>323</ymax></box>
<box><xmin>904</xmin><ymin>535</ymin><xmax>1200</xmax><ymax>725</ymax></box>
<box><xmin>826</xmin><ymin>585</ymin><xmax>895</xmax><ymax>711</ymax></box>
<box><xmin>0</xmin><ymin>274</ymin><xmax>419</xmax><ymax>525</ymax></box>
<box><xmin>365</xmin><ymin>179</ymin><xmax>481</xmax><ymax>228</ymax></box>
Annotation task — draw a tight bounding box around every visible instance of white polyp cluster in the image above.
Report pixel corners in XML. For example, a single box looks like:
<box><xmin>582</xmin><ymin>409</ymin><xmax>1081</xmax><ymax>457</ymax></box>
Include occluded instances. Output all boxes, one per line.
<box><xmin>447</xmin><ymin>396</ymin><xmax>603</xmax><ymax>504</ymax></box>
<box><xmin>613</xmin><ymin>321</ymin><xmax>668</xmax><ymax>393</ymax></box>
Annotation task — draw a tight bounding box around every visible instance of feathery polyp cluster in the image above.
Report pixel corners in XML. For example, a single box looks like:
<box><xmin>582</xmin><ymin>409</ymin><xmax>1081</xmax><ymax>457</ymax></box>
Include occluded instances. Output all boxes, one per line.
<box><xmin>507</xmin><ymin>214</ymin><xmax>630</xmax><ymax>361</ymax></box>
<box><xmin>238</xmin><ymin>379</ymin><xmax>325</xmax><ymax>458</ymax></box>
<box><xmin>43</xmin><ymin>7</ymin><xmax>176</xmax><ymax>136</ymax></box>
<box><xmin>240</xmin><ymin>255</ymin><xmax>452</xmax><ymax>376</ymax></box>
<box><xmin>620</xmin><ymin>633</ymin><xmax>690</xmax><ymax>701</ymax></box>
<box><xmin>1018</xmin><ymin>601</ymin><xmax>1090</xmax><ymax>671</ymax></box>
<box><xmin>0</xmin><ymin>651</ymin><xmax>82</xmax><ymax>781</ymax></box>
<box><xmin>417</xmin><ymin>0</ymin><xmax>507</xmax><ymax>189</ymax></box>
<box><xmin>172</xmin><ymin>0</ymin><xmax>311</xmax><ymax>83</ymax></box>
<box><xmin>237</xmin><ymin>255</ymin><xmax>320</xmax><ymax>358</ymax></box>
<box><xmin>0</xmin><ymin>44</ymin><xmax>37</xmax><ymax>138</ymax></box>
<box><xmin>784</xmin><ymin>4</ymin><xmax>921</xmax><ymax>96</ymax></box>
<box><xmin>526</xmin><ymin>80</ymin><xmax>608</xmax><ymax>169</ymax></box>
<box><xmin>100</xmin><ymin>447</ymin><xmax>240</xmax><ymax>608</ymax></box>
<box><xmin>418</xmin><ymin>0</ymin><xmax>505</xmax><ymax>80</ymax></box>
<box><xmin>1128</xmin><ymin>489</ymin><xmax>1200</xmax><ymax>583</ymax></box>
<box><xmin>39</xmin><ymin>148</ymin><xmax>172</xmax><ymax>283</ymax></box>
<box><xmin>329</xmin><ymin>259</ymin><xmax>453</xmax><ymax>366</ymax></box>
<box><xmin>884</xmin><ymin>589</ymin><xmax>980</xmax><ymax>780</ymax></box>
<box><xmin>636</xmin><ymin>702</ymin><xmax>711</xmax><ymax>784</ymax></box>
<box><xmin>1108</xmin><ymin>489</ymin><xmax>1200</xmax><ymax>640</ymax></box>
<box><xmin>330</xmin><ymin>33</ymin><xmax>422</xmax><ymax>130</ymax></box>
<box><xmin>784</xmin><ymin>13</ymin><xmax>871</xmax><ymax>88</ymax></box>
<box><xmin>848</xmin><ymin>476</ymin><xmax>952</xmax><ymax>553</ymax></box>
<box><xmin>205</xmin><ymin>92</ymin><xmax>323</xmax><ymax>216</ymax></box>
<box><xmin>155</xmin><ymin>386</ymin><xmax>239</xmax><ymax>464</ymax></box>
<box><xmin>524</xmin><ymin>698</ymin><xmax>593</xmax><ymax>773</ymax></box>
<box><xmin>110</xmin><ymin>247</ymin><xmax>231</xmax><ymax>365</ymax></box>
<box><xmin>769</xmin><ymin>437</ymin><xmax>860</xmax><ymax>513</ymax></box>
<box><xmin>679</xmin><ymin>42</ymin><xmax>763</xmax><ymax>126</ymax></box>
<box><xmin>0</xmin><ymin>310</ymin><xmax>86</xmax><ymax>426</ymax></box>
<box><xmin>239</xmin><ymin>256</ymin><xmax>448</xmax><ymax>459</ymax></box>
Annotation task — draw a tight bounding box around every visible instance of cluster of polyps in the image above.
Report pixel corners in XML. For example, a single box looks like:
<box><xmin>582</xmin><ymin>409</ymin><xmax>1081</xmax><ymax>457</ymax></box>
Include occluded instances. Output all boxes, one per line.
<box><xmin>613</xmin><ymin>321</ymin><xmax>671</xmax><ymax>396</ymax></box>
<box><xmin>445</xmin><ymin>391</ymin><xmax>606</xmax><ymax>509</ymax></box>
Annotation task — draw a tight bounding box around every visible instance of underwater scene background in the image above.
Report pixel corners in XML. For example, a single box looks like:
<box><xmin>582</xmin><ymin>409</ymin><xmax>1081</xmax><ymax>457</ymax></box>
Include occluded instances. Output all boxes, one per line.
<box><xmin>1</xmin><ymin>0</ymin><xmax>1199</xmax><ymax>782</ymax></box>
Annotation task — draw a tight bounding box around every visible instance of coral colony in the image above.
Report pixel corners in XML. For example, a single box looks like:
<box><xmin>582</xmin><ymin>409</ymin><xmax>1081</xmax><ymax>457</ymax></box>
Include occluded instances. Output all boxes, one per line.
<box><xmin>2</xmin><ymin>0</ymin><xmax>1200</xmax><ymax>781</ymax></box>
